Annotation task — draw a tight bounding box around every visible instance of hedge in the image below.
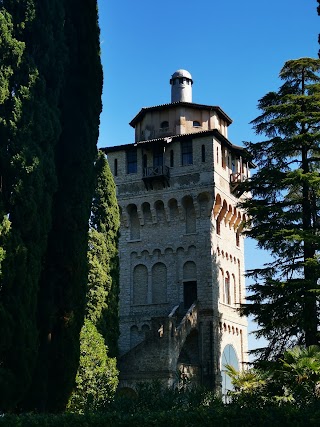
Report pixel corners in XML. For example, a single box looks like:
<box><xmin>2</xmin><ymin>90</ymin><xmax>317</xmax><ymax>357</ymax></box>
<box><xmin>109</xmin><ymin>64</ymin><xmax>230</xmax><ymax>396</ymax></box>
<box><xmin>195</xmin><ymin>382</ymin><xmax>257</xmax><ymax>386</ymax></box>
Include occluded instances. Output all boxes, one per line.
<box><xmin>1</xmin><ymin>405</ymin><xmax>320</xmax><ymax>427</ymax></box>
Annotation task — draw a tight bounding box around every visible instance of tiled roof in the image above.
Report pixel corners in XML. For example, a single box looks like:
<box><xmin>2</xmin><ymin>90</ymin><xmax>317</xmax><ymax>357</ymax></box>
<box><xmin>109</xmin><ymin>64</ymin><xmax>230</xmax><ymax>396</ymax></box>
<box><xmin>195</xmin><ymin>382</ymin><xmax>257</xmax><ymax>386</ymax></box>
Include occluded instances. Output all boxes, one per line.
<box><xmin>129</xmin><ymin>102</ymin><xmax>232</xmax><ymax>127</ymax></box>
<box><xmin>101</xmin><ymin>129</ymin><xmax>254</xmax><ymax>166</ymax></box>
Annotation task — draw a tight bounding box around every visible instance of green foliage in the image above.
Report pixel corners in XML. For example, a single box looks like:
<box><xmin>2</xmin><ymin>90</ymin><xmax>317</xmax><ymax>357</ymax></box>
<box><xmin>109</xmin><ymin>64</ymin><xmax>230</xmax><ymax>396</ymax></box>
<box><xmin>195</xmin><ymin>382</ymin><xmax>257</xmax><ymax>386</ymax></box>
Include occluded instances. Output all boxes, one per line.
<box><xmin>0</xmin><ymin>0</ymin><xmax>65</xmax><ymax>411</ymax></box>
<box><xmin>0</xmin><ymin>0</ymin><xmax>102</xmax><ymax>413</ymax></box>
<box><xmin>67</xmin><ymin>319</ymin><xmax>118</xmax><ymax>414</ymax></box>
<box><xmin>2</xmin><ymin>399</ymin><xmax>320</xmax><ymax>426</ymax></box>
<box><xmin>226</xmin><ymin>345</ymin><xmax>320</xmax><ymax>407</ymax></box>
<box><xmin>239</xmin><ymin>57</ymin><xmax>320</xmax><ymax>359</ymax></box>
<box><xmin>24</xmin><ymin>0</ymin><xmax>103</xmax><ymax>412</ymax></box>
<box><xmin>68</xmin><ymin>151</ymin><xmax>120</xmax><ymax>413</ymax></box>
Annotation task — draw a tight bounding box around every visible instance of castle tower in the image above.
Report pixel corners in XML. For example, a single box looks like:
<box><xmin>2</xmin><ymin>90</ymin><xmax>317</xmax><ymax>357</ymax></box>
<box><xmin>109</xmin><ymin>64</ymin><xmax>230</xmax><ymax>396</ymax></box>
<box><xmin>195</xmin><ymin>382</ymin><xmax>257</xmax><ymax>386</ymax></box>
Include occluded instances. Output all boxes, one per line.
<box><xmin>170</xmin><ymin>69</ymin><xmax>193</xmax><ymax>103</ymax></box>
<box><xmin>103</xmin><ymin>71</ymin><xmax>251</xmax><ymax>393</ymax></box>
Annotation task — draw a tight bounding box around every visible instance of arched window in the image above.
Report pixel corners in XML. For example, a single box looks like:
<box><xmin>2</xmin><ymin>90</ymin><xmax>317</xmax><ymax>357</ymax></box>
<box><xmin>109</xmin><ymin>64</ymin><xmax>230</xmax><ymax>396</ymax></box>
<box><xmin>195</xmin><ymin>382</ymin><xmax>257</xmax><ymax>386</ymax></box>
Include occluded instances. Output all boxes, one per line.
<box><xmin>224</xmin><ymin>272</ymin><xmax>231</xmax><ymax>304</ymax></box>
<box><xmin>236</xmin><ymin>230</ymin><xmax>240</xmax><ymax>247</ymax></box>
<box><xmin>216</xmin><ymin>218</ymin><xmax>221</xmax><ymax>235</ymax></box>
<box><xmin>128</xmin><ymin>205</ymin><xmax>140</xmax><ymax>240</ymax></box>
<box><xmin>152</xmin><ymin>263</ymin><xmax>167</xmax><ymax>303</ymax></box>
<box><xmin>133</xmin><ymin>264</ymin><xmax>148</xmax><ymax>305</ymax></box>
<box><xmin>183</xmin><ymin>197</ymin><xmax>196</xmax><ymax>234</ymax></box>
<box><xmin>160</xmin><ymin>120</ymin><xmax>169</xmax><ymax>129</ymax></box>
<box><xmin>193</xmin><ymin>120</ymin><xmax>201</xmax><ymax>127</ymax></box>
<box><xmin>232</xmin><ymin>274</ymin><xmax>237</xmax><ymax>305</ymax></box>
<box><xmin>221</xmin><ymin>345</ymin><xmax>239</xmax><ymax>398</ymax></box>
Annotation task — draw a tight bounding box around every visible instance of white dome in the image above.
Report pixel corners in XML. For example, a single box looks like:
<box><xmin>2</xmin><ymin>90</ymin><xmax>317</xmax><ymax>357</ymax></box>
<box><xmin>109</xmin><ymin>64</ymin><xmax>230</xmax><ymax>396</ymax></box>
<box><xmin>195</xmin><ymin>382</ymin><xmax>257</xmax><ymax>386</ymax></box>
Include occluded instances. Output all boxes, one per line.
<box><xmin>170</xmin><ymin>69</ymin><xmax>193</xmax><ymax>102</ymax></box>
<box><xmin>170</xmin><ymin>69</ymin><xmax>193</xmax><ymax>82</ymax></box>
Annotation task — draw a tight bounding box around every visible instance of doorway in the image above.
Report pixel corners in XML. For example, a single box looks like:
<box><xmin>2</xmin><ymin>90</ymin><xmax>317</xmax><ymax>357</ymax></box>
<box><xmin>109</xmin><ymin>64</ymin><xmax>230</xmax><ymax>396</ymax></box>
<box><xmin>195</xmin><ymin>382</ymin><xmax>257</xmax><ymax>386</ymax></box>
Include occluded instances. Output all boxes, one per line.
<box><xmin>183</xmin><ymin>281</ymin><xmax>197</xmax><ymax>309</ymax></box>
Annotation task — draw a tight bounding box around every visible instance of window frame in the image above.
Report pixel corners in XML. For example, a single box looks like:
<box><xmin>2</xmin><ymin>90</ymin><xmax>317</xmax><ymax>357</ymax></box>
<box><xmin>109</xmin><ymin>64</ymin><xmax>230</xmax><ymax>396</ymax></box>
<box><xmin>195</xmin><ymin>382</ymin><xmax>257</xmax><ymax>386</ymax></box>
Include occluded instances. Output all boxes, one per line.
<box><xmin>181</xmin><ymin>140</ymin><xmax>193</xmax><ymax>166</ymax></box>
<box><xmin>127</xmin><ymin>149</ymin><xmax>137</xmax><ymax>174</ymax></box>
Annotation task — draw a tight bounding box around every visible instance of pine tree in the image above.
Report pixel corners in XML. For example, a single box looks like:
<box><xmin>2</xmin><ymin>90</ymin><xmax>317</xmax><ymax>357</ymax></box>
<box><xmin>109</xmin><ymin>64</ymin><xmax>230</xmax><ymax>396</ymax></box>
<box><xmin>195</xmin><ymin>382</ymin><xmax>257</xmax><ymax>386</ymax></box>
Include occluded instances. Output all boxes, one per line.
<box><xmin>0</xmin><ymin>0</ymin><xmax>65</xmax><ymax>411</ymax></box>
<box><xmin>239</xmin><ymin>58</ymin><xmax>320</xmax><ymax>360</ymax></box>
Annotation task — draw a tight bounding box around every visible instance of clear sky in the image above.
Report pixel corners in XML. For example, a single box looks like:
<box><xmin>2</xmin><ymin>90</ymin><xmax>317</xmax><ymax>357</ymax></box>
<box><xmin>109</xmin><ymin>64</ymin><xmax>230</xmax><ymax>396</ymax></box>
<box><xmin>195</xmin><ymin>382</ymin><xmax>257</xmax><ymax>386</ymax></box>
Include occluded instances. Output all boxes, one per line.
<box><xmin>96</xmin><ymin>0</ymin><xmax>319</xmax><ymax>355</ymax></box>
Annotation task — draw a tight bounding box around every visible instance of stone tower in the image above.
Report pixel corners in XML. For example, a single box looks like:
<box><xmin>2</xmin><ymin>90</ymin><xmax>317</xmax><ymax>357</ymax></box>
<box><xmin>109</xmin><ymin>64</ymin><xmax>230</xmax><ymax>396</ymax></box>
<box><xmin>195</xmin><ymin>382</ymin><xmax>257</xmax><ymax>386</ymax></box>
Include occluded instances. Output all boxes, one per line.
<box><xmin>103</xmin><ymin>70</ymin><xmax>252</xmax><ymax>393</ymax></box>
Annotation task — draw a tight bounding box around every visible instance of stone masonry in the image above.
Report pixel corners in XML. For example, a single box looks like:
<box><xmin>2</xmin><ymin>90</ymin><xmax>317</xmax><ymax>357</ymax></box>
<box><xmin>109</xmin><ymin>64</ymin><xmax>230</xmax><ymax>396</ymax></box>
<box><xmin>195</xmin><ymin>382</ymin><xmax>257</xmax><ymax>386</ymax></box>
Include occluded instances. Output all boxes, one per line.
<box><xmin>103</xmin><ymin>70</ymin><xmax>252</xmax><ymax>393</ymax></box>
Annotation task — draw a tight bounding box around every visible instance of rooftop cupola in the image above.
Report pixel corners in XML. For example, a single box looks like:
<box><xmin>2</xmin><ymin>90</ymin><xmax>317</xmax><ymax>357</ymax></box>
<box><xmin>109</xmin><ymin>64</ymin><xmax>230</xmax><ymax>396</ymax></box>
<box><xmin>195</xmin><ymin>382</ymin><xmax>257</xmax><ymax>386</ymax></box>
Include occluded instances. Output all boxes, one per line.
<box><xmin>170</xmin><ymin>69</ymin><xmax>193</xmax><ymax>103</ymax></box>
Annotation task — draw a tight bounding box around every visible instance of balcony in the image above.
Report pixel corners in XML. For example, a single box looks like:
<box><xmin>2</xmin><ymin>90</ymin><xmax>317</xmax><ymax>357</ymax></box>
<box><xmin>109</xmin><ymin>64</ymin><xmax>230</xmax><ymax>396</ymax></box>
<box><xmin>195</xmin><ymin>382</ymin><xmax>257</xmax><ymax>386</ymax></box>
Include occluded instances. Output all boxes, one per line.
<box><xmin>142</xmin><ymin>165</ymin><xmax>170</xmax><ymax>190</ymax></box>
<box><xmin>230</xmin><ymin>172</ymin><xmax>247</xmax><ymax>197</ymax></box>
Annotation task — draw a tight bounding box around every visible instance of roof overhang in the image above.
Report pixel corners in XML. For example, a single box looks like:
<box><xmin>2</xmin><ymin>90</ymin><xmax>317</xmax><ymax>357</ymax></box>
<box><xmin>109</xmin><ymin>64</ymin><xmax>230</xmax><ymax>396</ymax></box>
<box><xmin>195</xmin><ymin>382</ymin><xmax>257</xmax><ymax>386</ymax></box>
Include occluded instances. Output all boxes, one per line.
<box><xmin>129</xmin><ymin>102</ymin><xmax>232</xmax><ymax>128</ymax></box>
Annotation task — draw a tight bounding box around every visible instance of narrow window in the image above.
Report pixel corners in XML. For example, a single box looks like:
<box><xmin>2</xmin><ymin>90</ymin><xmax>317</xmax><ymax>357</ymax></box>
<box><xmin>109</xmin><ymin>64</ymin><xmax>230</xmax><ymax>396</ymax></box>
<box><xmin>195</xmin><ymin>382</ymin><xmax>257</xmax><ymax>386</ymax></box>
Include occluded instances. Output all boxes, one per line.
<box><xmin>181</xmin><ymin>140</ymin><xmax>193</xmax><ymax>165</ymax></box>
<box><xmin>236</xmin><ymin>230</ymin><xmax>240</xmax><ymax>247</ymax></box>
<box><xmin>216</xmin><ymin>147</ymin><xmax>219</xmax><ymax>164</ymax></box>
<box><xmin>153</xmin><ymin>147</ymin><xmax>163</xmax><ymax>167</ymax></box>
<box><xmin>216</xmin><ymin>218</ymin><xmax>221</xmax><ymax>235</ymax></box>
<box><xmin>127</xmin><ymin>149</ymin><xmax>137</xmax><ymax>174</ymax></box>
<box><xmin>225</xmin><ymin>272</ymin><xmax>231</xmax><ymax>305</ymax></box>
<box><xmin>142</xmin><ymin>153</ymin><xmax>147</xmax><ymax>176</ymax></box>
<box><xmin>222</xmin><ymin>147</ymin><xmax>227</xmax><ymax>169</ymax></box>
<box><xmin>201</xmin><ymin>144</ymin><xmax>205</xmax><ymax>162</ymax></box>
<box><xmin>114</xmin><ymin>158</ymin><xmax>118</xmax><ymax>176</ymax></box>
<box><xmin>170</xmin><ymin>150</ymin><xmax>174</xmax><ymax>167</ymax></box>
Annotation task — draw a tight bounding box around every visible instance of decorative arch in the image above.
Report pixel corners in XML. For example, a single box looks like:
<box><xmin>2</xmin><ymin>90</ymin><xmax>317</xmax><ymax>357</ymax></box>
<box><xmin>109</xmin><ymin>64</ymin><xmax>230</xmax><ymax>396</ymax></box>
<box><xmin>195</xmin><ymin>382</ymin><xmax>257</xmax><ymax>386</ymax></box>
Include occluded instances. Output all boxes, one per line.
<box><xmin>183</xmin><ymin>261</ymin><xmax>197</xmax><ymax>280</ymax></box>
<box><xmin>224</xmin><ymin>271</ymin><xmax>231</xmax><ymax>304</ymax></box>
<box><xmin>197</xmin><ymin>192</ymin><xmax>211</xmax><ymax>218</ymax></box>
<box><xmin>168</xmin><ymin>198</ymin><xmax>179</xmax><ymax>221</ymax></box>
<box><xmin>154</xmin><ymin>200</ymin><xmax>166</xmax><ymax>223</ymax></box>
<box><xmin>182</xmin><ymin>196</ymin><xmax>196</xmax><ymax>234</ymax></box>
<box><xmin>133</xmin><ymin>264</ymin><xmax>148</xmax><ymax>305</ymax></box>
<box><xmin>142</xmin><ymin>202</ymin><xmax>152</xmax><ymax>224</ymax></box>
<box><xmin>127</xmin><ymin>204</ymin><xmax>140</xmax><ymax>240</ymax></box>
<box><xmin>152</xmin><ymin>262</ymin><xmax>167</xmax><ymax>303</ymax></box>
<box><xmin>221</xmin><ymin>344</ymin><xmax>239</xmax><ymax>397</ymax></box>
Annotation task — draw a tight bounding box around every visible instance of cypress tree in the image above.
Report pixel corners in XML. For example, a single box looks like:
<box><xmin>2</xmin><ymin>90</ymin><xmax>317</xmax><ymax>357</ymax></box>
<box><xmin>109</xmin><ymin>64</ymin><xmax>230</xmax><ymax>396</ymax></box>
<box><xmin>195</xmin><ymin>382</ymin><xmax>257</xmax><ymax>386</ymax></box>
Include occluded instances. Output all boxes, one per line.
<box><xmin>239</xmin><ymin>58</ymin><xmax>320</xmax><ymax>360</ymax></box>
<box><xmin>88</xmin><ymin>151</ymin><xmax>120</xmax><ymax>356</ymax></box>
<box><xmin>68</xmin><ymin>151</ymin><xmax>120</xmax><ymax>412</ymax></box>
<box><xmin>26</xmin><ymin>0</ymin><xmax>103</xmax><ymax>412</ymax></box>
<box><xmin>0</xmin><ymin>0</ymin><xmax>65</xmax><ymax>411</ymax></box>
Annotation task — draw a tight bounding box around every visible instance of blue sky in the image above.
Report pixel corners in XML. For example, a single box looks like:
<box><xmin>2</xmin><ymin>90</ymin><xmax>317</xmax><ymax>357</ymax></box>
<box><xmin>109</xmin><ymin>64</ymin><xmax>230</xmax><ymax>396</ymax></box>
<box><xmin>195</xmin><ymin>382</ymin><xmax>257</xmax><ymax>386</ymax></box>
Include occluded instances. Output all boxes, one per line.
<box><xmin>96</xmin><ymin>0</ymin><xmax>319</xmax><ymax>354</ymax></box>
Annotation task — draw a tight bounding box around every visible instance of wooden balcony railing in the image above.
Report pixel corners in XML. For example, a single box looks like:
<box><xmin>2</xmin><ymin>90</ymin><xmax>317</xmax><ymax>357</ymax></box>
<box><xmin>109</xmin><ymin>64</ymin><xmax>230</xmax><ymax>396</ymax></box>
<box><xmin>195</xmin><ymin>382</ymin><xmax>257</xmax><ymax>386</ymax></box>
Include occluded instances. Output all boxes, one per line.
<box><xmin>230</xmin><ymin>172</ymin><xmax>247</xmax><ymax>196</ymax></box>
<box><xmin>142</xmin><ymin>165</ymin><xmax>170</xmax><ymax>189</ymax></box>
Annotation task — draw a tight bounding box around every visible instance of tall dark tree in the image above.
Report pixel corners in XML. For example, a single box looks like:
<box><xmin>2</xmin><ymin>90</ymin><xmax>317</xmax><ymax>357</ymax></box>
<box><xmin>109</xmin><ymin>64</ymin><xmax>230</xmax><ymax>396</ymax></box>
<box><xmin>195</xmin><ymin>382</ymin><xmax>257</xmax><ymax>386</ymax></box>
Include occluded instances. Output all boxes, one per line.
<box><xmin>0</xmin><ymin>0</ymin><xmax>65</xmax><ymax>411</ymax></box>
<box><xmin>25</xmin><ymin>0</ymin><xmax>103</xmax><ymax>412</ymax></box>
<box><xmin>239</xmin><ymin>58</ymin><xmax>320</xmax><ymax>360</ymax></box>
<box><xmin>68</xmin><ymin>151</ymin><xmax>120</xmax><ymax>412</ymax></box>
<box><xmin>88</xmin><ymin>151</ymin><xmax>120</xmax><ymax>356</ymax></box>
